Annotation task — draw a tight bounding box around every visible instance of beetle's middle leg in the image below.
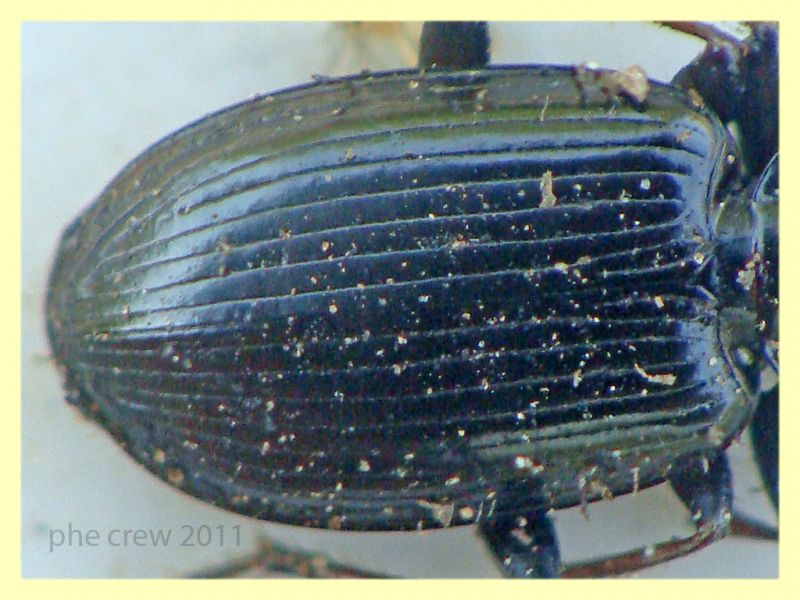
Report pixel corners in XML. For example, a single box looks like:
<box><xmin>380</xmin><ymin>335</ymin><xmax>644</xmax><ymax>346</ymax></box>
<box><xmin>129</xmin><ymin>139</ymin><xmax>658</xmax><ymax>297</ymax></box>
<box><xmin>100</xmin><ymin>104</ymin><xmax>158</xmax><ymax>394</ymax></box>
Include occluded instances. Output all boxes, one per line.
<box><xmin>479</xmin><ymin>508</ymin><xmax>562</xmax><ymax>577</ymax></box>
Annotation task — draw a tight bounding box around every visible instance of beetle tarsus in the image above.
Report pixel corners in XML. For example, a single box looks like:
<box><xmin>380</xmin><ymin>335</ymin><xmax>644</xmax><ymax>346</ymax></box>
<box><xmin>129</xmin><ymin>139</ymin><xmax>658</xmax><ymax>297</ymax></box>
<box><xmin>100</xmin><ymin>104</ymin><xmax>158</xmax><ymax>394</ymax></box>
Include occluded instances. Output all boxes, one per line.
<box><xmin>418</xmin><ymin>22</ymin><xmax>490</xmax><ymax>70</ymax></box>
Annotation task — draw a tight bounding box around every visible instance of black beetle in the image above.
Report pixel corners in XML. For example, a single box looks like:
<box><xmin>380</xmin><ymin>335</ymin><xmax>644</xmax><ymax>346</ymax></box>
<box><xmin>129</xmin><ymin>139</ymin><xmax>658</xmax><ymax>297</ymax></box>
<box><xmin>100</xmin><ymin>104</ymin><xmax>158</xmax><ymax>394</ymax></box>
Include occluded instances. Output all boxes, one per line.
<box><xmin>42</xmin><ymin>21</ymin><xmax>777</xmax><ymax>577</ymax></box>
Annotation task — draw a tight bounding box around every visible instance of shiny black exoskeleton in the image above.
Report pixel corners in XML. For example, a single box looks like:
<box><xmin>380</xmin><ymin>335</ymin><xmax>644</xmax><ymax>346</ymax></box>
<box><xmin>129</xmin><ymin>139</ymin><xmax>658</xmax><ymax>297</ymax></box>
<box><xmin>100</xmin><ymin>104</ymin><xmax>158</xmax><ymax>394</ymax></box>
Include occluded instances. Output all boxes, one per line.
<box><xmin>46</xmin><ymin>22</ymin><xmax>777</xmax><ymax>577</ymax></box>
<box><xmin>669</xmin><ymin>22</ymin><xmax>778</xmax><ymax>517</ymax></box>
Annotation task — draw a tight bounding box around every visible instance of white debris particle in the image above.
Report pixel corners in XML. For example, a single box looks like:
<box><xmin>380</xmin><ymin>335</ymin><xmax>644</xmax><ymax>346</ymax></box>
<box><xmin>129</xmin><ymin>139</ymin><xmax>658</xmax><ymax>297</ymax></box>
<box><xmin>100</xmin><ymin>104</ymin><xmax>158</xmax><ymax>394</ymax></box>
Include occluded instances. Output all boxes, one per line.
<box><xmin>397</xmin><ymin>334</ymin><xmax>408</xmax><ymax>345</ymax></box>
<box><xmin>459</xmin><ymin>506</ymin><xmax>476</xmax><ymax>520</ymax></box>
<box><xmin>572</xmin><ymin>369</ymin><xmax>583</xmax><ymax>388</ymax></box>
<box><xmin>167</xmin><ymin>468</ymin><xmax>185</xmax><ymax>486</ymax></box>
<box><xmin>514</xmin><ymin>456</ymin><xmax>531</xmax><ymax>469</ymax></box>
<box><xmin>358</xmin><ymin>459</ymin><xmax>371</xmax><ymax>472</ymax></box>
<box><xmin>417</xmin><ymin>500</ymin><xmax>455</xmax><ymax>527</ymax></box>
<box><xmin>607</xmin><ymin>65</ymin><xmax>650</xmax><ymax>103</ymax></box>
<box><xmin>737</xmin><ymin>257</ymin><xmax>757</xmax><ymax>291</ymax></box>
<box><xmin>634</xmin><ymin>363</ymin><xmax>677</xmax><ymax>386</ymax></box>
<box><xmin>639</xmin><ymin>177</ymin><xmax>651</xmax><ymax>191</ymax></box>
<box><xmin>328</xmin><ymin>303</ymin><xmax>338</xmax><ymax>314</ymax></box>
<box><xmin>736</xmin><ymin>347</ymin><xmax>754</xmax><ymax>366</ymax></box>
<box><xmin>539</xmin><ymin>95</ymin><xmax>550</xmax><ymax>121</ymax></box>
<box><xmin>513</xmin><ymin>455</ymin><xmax>544</xmax><ymax>474</ymax></box>
<box><xmin>539</xmin><ymin>170</ymin><xmax>558</xmax><ymax>208</ymax></box>
<box><xmin>653</xmin><ymin>295</ymin><xmax>665</xmax><ymax>308</ymax></box>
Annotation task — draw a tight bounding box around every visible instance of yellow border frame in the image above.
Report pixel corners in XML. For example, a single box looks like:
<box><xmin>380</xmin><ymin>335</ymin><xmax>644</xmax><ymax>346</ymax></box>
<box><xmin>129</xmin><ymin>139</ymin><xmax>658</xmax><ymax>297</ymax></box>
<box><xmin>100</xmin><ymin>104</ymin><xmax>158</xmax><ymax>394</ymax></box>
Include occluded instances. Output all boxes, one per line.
<box><xmin>11</xmin><ymin>1</ymin><xmax>795</xmax><ymax>597</ymax></box>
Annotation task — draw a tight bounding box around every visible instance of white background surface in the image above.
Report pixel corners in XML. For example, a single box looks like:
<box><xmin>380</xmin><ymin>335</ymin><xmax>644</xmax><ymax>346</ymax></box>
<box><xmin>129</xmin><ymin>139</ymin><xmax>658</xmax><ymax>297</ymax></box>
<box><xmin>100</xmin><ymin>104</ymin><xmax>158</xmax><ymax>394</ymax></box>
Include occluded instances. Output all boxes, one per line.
<box><xmin>22</xmin><ymin>21</ymin><xmax>778</xmax><ymax>578</ymax></box>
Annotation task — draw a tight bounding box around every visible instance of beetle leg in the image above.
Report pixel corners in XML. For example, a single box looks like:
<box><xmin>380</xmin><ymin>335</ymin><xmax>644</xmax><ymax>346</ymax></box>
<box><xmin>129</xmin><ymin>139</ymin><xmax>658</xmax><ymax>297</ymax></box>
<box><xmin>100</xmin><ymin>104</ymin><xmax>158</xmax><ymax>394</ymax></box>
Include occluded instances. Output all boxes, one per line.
<box><xmin>729</xmin><ymin>512</ymin><xmax>778</xmax><ymax>541</ymax></box>
<box><xmin>418</xmin><ymin>21</ymin><xmax>490</xmax><ymax>70</ymax></box>
<box><xmin>666</xmin><ymin>23</ymin><xmax>778</xmax><ymax>175</ymax></box>
<box><xmin>669</xmin><ymin>452</ymin><xmax>733</xmax><ymax>534</ymax></box>
<box><xmin>479</xmin><ymin>509</ymin><xmax>562</xmax><ymax>578</ymax></box>
<box><xmin>659</xmin><ymin>22</ymin><xmax>746</xmax><ymax>50</ymax></box>
<box><xmin>712</xmin><ymin>384</ymin><xmax>778</xmax><ymax>541</ymax></box>
<box><xmin>190</xmin><ymin>535</ymin><xmax>391</xmax><ymax>579</ymax></box>
<box><xmin>668</xmin><ymin>26</ymin><xmax>744</xmax><ymax>124</ymax></box>
<box><xmin>562</xmin><ymin>453</ymin><xmax>732</xmax><ymax>577</ymax></box>
<box><xmin>750</xmin><ymin>385</ymin><xmax>779</xmax><ymax>511</ymax></box>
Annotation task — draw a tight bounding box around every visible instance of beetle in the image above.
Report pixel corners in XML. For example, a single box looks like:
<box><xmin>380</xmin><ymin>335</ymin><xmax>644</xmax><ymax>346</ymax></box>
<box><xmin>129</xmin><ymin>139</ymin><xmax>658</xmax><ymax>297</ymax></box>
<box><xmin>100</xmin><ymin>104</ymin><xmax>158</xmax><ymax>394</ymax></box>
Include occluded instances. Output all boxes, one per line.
<box><xmin>40</xmin><ymin>21</ymin><xmax>777</xmax><ymax>577</ymax></box>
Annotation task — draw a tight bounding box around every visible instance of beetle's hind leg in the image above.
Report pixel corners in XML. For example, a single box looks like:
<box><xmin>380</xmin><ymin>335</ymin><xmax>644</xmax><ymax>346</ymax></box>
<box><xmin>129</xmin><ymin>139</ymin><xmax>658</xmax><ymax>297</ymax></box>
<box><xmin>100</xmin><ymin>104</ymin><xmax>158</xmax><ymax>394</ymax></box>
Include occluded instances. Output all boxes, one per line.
<box><xmin>726</xmin><ymin>384</ymin><xmax>779</xmax><ymax>541</ymax></box>
<box><xmin>562</xmin><ymin>452</ymin><xmax>733</xmax><ymax>577</ymax></box>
